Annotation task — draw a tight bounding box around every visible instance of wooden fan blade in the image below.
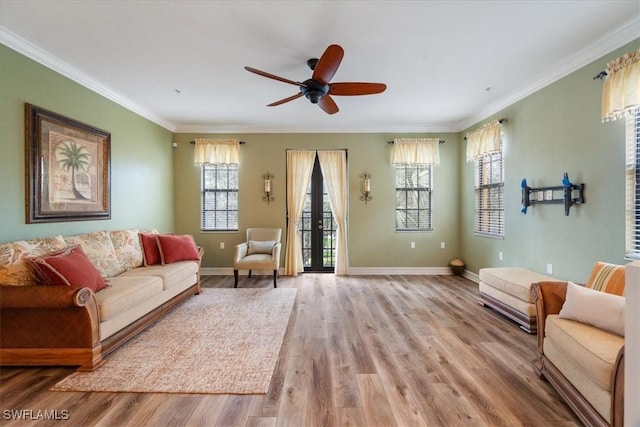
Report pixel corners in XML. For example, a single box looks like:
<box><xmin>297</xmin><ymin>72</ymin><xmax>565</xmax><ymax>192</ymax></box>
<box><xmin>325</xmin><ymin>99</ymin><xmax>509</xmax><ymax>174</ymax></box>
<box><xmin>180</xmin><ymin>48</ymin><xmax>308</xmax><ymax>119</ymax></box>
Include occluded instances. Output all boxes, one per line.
<box><xmin>267</xmin><ymin>93</ymin><xmax>304</xmax><ymax>106</ymax></box>
<box><xmin>318</xmin><ymin>95</ymin><xmax>339</xmax><ymax>115</ymax></box>
<box><xmin>245</xmin><ymin>66</ymin><xmax>306</xmax><ymax>88</ymax></box>
<box><xmin>312</xmin><ymin>44</ymin><xmax>344</xmax><ymax>86</ymax></box>
<box><xmin>329</xmin><ymin>82</ymin><xmax>387</xmax><ymax>96</ymax></box>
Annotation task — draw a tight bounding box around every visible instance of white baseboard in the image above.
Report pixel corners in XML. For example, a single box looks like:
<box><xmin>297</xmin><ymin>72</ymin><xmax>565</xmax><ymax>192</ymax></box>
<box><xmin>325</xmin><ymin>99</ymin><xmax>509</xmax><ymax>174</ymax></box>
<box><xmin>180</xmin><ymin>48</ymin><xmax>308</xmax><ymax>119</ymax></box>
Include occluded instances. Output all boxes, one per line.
<box><xmin>200</xmin><ymin>268</ymin><xmax>283</xmax><ymax>276</ymax></box>
<box><xmin>200</xmin><ymin>266</ymin><xmax>469</xmax><ymax>277</ymax></box>
<box><xmin>200</xmin><ymin>268</ymin><xmax>233</xmax><ymax>276</ymax></box>
<box><xmin>463</xmin><ymin>270</ymin><xmax>479</xmax><ymax>283</ymax></box>
<box><xmin>346</xmin><ymin>267</ymin><xmax>452</xmax><ymax>275</ymax></box>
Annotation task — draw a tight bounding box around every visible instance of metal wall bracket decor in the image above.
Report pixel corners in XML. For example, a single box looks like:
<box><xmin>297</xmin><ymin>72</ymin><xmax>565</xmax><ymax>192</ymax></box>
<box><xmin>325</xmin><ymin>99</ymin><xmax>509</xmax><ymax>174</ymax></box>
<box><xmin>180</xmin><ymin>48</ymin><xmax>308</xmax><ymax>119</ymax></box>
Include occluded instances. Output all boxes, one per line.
<box><xmin>25</xmin><ymin>103</ymin><xmax>111</xmax><ymax>223</ymax></box>
<box><xmin>521</xmin><ymin>173</ymin><xmax>585</xmax><ymax>216</ymax></box>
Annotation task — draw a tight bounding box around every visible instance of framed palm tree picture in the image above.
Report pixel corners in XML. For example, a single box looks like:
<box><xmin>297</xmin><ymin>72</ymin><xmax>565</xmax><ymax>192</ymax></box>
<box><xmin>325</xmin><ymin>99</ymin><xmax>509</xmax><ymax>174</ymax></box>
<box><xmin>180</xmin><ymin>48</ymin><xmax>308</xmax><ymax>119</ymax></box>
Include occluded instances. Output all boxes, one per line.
<box><xmin>25</xmin><ymin>103</ymin><xmax>111</xmax><ymax>223</ymax></box>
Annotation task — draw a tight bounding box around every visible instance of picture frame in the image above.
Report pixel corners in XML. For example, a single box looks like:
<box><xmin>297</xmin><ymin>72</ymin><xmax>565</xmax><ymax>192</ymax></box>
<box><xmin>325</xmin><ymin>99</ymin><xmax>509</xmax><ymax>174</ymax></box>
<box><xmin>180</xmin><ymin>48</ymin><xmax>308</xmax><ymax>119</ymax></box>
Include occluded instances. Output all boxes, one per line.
<box><xmin>25</xmin><ymin>103</ymin><xmax>111</xmax><ymax>223</ymax></box>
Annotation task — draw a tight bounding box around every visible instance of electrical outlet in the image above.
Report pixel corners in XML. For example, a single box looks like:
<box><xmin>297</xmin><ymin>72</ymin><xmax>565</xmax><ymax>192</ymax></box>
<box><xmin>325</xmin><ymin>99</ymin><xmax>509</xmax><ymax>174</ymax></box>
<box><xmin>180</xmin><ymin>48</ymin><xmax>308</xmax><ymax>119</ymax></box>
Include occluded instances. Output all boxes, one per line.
<box><xmin>499</xmin><ymin>251</ymin><xmax>503</xmax><ymax>261</ymax></box>
<box><xmin>410</xmin><ymin>242</ymin><xmax>415</xmax><ymax>249</ymax></box>
<box><xmin>440</xmin><ymin>241</ymin><xmax>445</xmax><ymax>249</ymax></box>
<box><xmin>219</xmin><ymin>242</ymin><xmax>225</xmax><ymax>250</ymax></box>
<box><xmin>546</xmin><ymin>263</ymin><xmax>553</xmax><ymax>275</ymax></box>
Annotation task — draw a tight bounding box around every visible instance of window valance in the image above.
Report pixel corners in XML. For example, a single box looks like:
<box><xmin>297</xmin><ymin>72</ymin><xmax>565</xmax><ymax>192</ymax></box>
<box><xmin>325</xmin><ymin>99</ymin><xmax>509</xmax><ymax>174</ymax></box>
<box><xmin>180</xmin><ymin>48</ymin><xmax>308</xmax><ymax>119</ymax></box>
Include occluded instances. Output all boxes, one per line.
<box><xmin>465</xmin><ymin>119</ymin><xmax>503</xmax><ymax>162</ymax></box>
<box><xmin>601</xmin><ymin>48</ymin><xmax>640</xmax><ymax>122</ymax></box>
<box><xmin>392</xmin><ymin>138</ymin><xmax>440</xmax><ymax>165</ymax></box>
<box><xmin>193</xmin><ymin>139</ymin><xmax>240</xmax><ymax>165</ymax></box>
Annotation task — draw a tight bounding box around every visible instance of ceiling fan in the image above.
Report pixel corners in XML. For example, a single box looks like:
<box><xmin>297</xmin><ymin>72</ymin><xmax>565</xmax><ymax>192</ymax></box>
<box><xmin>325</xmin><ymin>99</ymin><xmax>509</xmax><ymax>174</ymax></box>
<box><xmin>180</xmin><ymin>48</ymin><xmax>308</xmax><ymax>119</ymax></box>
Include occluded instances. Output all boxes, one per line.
<box><xmin>244</xmin><ymin>44</ymin><xmax>386</xmax><ymax>114</ymax></box>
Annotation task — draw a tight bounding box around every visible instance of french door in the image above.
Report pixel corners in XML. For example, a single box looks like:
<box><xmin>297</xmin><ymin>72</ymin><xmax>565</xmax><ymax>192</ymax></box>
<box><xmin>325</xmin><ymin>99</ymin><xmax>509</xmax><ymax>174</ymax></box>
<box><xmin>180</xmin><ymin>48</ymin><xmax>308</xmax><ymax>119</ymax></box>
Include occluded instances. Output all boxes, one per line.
<box><xmin>300</xmin><ymin>156</ymin><xmax>337</xmax><ymax>272</ymax></box>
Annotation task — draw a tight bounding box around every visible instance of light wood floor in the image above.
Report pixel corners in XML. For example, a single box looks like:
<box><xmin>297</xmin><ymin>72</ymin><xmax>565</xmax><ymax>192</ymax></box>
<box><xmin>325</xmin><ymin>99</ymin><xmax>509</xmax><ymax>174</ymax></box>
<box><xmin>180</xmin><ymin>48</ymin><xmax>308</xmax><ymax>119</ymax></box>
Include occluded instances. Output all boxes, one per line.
<box><xmin>0</xmin><ymin>274</ymin><xmax>579</xmax><ymax>426</ymax></box>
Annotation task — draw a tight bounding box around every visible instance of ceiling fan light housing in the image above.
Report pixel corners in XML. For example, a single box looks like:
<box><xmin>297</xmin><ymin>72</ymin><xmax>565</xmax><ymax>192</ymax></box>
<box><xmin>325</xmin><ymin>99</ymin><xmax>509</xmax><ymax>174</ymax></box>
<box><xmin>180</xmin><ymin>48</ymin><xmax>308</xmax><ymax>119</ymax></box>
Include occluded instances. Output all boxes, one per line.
<box><xmin>301</xmin><ymin>79</ymin><xmax>329</xmax><ymax>104</ymax></box>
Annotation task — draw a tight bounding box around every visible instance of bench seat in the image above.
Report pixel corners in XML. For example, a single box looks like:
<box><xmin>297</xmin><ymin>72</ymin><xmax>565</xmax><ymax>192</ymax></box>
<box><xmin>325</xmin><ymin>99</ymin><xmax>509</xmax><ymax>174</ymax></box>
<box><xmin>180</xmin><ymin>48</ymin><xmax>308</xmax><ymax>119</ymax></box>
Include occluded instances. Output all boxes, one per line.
<box><xmin>479</xmin><ymin>267</ymin><xmax>562</xmax><ymax>333</ymax></box>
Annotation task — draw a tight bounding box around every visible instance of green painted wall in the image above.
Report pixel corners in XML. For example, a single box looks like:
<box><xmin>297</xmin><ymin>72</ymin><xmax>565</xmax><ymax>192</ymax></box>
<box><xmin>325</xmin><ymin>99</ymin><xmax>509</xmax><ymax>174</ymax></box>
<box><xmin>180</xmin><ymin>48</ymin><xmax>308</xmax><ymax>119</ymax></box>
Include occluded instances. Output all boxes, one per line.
<box><xmin>2</xmin><ymin>36</ymin><xmax>634</xmax><ymax>279</ymax></box>
<box><xmin>173</xmin><ymin>133</ymin><xmax>460</xmax><ymax>269</ymax></box>
<box><xmin>460</xmin><ymin>40</ymin><xmax>638</xmax><ymax>283</ymax></box>
<box><xmin>0</xmin><ymin>45</ymin><xmax>175</xmax><ymax>242</ymax></box>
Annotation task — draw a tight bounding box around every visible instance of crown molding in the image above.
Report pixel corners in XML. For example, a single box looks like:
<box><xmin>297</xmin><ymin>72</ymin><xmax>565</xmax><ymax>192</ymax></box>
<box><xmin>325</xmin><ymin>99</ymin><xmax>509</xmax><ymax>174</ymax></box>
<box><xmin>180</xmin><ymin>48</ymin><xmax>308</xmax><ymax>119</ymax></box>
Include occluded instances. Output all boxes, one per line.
<box><xmin>455</xmin><ymin>16</ymin><xmax>640</xmax><ymax>132</ymax></box>
<box><xmin>173</xmin><ymin>122</ymin><xmax>460</xmax><ymax>134</ymax></box>
<box><xmin>3</xmin><ymin>16</ymin><xmax>638</xmax><ymax>135</ymax></box>
<box><xmin>0</xmin><ymin>27</ymin><xmax>177</xmax><ymax>132</ymax></box>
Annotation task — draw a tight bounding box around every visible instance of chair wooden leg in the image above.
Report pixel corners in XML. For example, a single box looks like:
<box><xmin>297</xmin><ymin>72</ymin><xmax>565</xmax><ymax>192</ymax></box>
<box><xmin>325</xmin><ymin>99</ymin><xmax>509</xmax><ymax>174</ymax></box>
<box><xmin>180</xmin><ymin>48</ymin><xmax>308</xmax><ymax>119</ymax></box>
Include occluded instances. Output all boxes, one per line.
<box><xmin>234</xmin><ymin>270</ymin><xmax>239</xmax><ymax>288</ymax></box>
<box><xmin>248</xmin><ymin>270</ymin><xmax>252</xmax><ymax>278</ymax></box>
<box><xmin>273</xmin><ymin>270</ymin><xmax>277</xmax><ymax>288</ymax></box>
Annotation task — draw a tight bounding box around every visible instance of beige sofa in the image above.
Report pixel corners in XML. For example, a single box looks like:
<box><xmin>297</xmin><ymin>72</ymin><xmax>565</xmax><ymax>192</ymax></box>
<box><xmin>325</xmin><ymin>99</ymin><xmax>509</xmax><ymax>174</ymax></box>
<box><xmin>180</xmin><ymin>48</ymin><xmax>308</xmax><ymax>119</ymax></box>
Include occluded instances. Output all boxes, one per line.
<box><xmin>0</xmin><ymin>229</ymin><xmax>202</xmax><ymax>371</ymax></box>
<box><xmin>532</xmin><ymin>262</ymin><xmax>625</xmax><ymax>427</ymax></box>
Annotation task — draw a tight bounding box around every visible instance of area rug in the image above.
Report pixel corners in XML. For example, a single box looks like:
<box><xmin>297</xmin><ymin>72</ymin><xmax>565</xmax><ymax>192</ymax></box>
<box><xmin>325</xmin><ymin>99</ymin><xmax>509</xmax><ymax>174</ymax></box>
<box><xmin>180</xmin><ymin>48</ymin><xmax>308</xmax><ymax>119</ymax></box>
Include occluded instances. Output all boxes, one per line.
<box><xmin>51</xmin><ymin>288</ymin><xmax>297</xmax><ymax>394</ymax></box>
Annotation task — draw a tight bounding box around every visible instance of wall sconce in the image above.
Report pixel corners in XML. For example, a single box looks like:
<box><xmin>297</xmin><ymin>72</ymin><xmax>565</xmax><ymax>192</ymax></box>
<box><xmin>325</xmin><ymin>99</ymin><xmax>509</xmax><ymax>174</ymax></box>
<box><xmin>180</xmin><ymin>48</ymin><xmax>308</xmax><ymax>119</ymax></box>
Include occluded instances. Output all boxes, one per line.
<box><xmin>262</xmin><ymin>172</ymin><xmax>274</xmax><ymax>204</ymax></box>
<box><xmin>360</xmin><ymin>172</ymin><xmax>372</xmax><ymax>204</ymax></box>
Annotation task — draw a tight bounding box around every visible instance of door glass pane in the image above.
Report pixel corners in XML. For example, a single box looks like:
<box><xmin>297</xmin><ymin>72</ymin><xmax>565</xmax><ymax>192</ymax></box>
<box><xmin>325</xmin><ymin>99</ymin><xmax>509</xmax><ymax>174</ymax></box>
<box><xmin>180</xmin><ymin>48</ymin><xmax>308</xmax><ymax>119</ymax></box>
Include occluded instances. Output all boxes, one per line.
<box><xmin>300</xmin><ymin>164</ymin><xmax>336</xmax><ymax>270</ymax></box>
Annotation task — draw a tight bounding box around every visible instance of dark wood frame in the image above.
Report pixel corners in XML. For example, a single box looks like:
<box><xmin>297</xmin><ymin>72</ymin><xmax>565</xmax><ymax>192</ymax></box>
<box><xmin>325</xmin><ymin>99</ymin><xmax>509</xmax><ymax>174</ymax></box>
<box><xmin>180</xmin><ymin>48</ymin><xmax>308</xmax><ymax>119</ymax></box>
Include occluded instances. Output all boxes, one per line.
<box><xmin>25</xmin><ymin>103</ymin><xmax>111</xmax><ymax>223</ymax></box>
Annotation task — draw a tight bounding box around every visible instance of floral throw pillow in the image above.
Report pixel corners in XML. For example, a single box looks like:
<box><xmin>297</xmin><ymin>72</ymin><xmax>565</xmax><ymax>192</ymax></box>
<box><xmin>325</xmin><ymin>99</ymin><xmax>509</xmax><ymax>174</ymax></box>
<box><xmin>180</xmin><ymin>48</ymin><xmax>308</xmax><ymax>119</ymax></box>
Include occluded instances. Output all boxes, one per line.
<box><xmin>109</xmin><ymin>229</ymin><xmax>143</xmax><ymax>271</ymax></box>
<box><xmin>0</xmin><ymin>236</ymin><xmax>68</xmax><ymax>286</ymax></box>
<box><xmin>64</xmin><ymin>231</ymin><xmax>123</xmax><ymax>278</ymax></box>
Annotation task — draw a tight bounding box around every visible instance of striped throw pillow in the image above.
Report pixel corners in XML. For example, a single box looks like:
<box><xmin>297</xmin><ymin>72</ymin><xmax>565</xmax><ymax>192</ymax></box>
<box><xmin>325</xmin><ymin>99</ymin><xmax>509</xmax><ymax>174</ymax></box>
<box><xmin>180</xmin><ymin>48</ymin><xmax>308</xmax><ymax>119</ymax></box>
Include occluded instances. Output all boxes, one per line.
<box><xmin>586</xmin><ymin>262</ymin><xmax>625</xmax><ymax>296</ymax></box>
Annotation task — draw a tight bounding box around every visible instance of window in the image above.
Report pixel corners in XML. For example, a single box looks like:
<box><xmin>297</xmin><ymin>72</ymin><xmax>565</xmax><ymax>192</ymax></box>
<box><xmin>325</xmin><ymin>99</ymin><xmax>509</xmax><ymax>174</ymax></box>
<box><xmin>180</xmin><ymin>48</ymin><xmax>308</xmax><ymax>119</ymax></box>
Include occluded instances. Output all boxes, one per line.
<box><xmin>201</xmin><ymin>164</ymin><xmax>238</xmax><ymax>231</ymax></box>
<box><xmin>626</xmin><ymin>110</ymin><xmax>640</xmax><ymax>259</ymax></box>
<box><xmin>475</xmin><ymin>151</ymin><xmax>504</xmax><ymax>237</ymax></box>
<box><xmin>395</xmin><ymin>164</ymin><xmax>432</xmax><ymax>231</ymax></box>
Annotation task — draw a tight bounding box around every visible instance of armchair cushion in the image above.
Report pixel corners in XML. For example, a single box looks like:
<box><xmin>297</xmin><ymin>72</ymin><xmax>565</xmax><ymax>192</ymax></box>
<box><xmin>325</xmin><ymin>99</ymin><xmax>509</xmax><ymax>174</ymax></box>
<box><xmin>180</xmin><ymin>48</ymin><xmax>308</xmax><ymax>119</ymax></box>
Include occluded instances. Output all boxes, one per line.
<box><xmin>545</xmin><ymin>315</ymin><xmax>624</xmax><ymax>392</ymax></box>
<box><xmin>247</xmin><ymin>240</ymin><xmax>276</xmax><ymax>255</ymax></box>
<box><xmin>559</xmin><ymin>281</ymin><xmax>625</xmax><ymax>336</ymax></box>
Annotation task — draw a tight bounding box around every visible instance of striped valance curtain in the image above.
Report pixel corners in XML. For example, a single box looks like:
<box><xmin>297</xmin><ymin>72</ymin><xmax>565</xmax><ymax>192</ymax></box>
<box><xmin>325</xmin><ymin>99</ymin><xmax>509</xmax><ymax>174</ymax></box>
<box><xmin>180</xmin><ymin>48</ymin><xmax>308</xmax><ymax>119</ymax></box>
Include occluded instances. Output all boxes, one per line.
<box><xmin>392</xmin><ymin>138</ymin><xmax>440</xmax><ymax>165</ymax></box>
<box><xmin>601</xmin><ymin>48</ymin><xmax>640</xmax><ymax>122</ymax></box>
<box><xmin>465</xmin><ymin>120</ymin><xmax>503</xmax><ymax>162</ymax></box>
<box><xmin>193</xmin><ymin>139</ymin><xmax>240</xmax><ymax>165</ymax></box>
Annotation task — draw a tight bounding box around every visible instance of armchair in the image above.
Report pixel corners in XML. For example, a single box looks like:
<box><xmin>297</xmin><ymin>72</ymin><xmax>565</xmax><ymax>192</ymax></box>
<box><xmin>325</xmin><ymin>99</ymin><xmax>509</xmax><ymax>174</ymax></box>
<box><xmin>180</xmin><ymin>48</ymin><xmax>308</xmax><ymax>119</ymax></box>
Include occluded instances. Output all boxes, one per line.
<box><xmin>233</xmin><ymin>228</ymin><xmax>282</xmax><ymax>288</ymax></box>
<box><xmin>531</xmin><ymin>262</ymin><xmax>626</xmax><ymax>427</ymax></box>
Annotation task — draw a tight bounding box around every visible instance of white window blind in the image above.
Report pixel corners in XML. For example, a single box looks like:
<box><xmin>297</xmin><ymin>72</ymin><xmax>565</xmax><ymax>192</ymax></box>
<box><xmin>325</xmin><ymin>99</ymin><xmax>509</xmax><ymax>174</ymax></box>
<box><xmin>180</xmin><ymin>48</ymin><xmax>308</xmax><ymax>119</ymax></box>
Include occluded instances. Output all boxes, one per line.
<box><xmin>626</xmin><ymin>110</ymin><xmax>640</xmax><ymax>259</ymax></box>
<box><xmin>474</xmin><ymin>151</ymin><xmax>504</xmax><ymax>238</ymax></box>
<box><xmin>395</xmin><ymin>164</ymin><xmax>433</xmax><ymax>231</ymax></box>
<box><xmin>201</xmin><ymin>164</ymin><xmax>239</xmax><ymax>231</ymax></box>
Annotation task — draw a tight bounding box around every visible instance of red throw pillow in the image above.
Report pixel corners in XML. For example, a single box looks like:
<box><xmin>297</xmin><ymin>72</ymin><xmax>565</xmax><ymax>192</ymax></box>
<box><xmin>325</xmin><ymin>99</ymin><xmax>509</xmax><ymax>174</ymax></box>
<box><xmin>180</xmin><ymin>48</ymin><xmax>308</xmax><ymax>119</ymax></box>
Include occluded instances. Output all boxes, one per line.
<box><xmin>157</xmin><ymin>234</ymin><xmax>200</xmax><ymax>264</ymax></box>
<box><xmin>30</xmin><ymin>245</ymin><xmax>107</xmax><ymax>292</ymax></box>
<box><xmin>139</xmin><ymin>233</ymin><xmax>162</xmax><ymax>266</ymax></box>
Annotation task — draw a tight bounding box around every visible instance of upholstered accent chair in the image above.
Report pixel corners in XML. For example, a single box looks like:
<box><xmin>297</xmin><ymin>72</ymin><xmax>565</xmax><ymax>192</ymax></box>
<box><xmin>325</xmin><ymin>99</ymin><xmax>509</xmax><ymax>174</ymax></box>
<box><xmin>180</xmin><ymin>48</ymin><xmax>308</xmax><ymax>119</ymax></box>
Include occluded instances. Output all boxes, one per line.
<box><xmin>532</xmin><ymin>262</ymin><xmax>625</xmax><ymax>427</ymax></box>
<box><xmin>233</xmin><ymin>228</ymin><xmax>282</xmax><ymax>288</ymax></box>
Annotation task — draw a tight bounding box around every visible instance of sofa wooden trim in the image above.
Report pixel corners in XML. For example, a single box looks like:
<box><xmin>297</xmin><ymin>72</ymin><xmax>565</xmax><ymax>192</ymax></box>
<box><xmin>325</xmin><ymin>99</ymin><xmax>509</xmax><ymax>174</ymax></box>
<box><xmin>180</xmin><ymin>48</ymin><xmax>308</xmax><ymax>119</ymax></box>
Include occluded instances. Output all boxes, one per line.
<box><xmin>0</xmin><ymin>286</ymin><xmax>103</xmax><ymax>370</ymax></box>
<box><xmin>0</xmin><ymin>282</ymin><xmax>199</xmax><ymax>371</ymax></box>
<box><xmin>532</xmin><ymin>281</ymin><xmax>624</xmax><ymax>427</ymax></box>
<box><xmin>0</xmin><ymin>245</ymin><xmax>203</xmax><ymax>372</ymax></box>
<box><xmin>479</xmin><ymin>292</ymin><xmax>536</xmax><ymax>333</ymax></box>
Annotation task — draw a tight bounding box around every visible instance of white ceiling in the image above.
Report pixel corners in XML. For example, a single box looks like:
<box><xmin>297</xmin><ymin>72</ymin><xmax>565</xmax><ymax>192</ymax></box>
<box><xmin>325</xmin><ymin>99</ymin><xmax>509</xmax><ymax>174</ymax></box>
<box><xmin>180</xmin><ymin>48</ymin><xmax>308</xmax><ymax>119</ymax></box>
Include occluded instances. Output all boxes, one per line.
<box><xmin>1</xmin><ymin>1</ymin><xmax>638</xmax><ymax>133</ymax></box>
